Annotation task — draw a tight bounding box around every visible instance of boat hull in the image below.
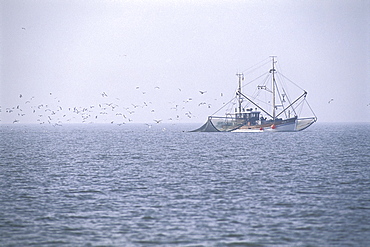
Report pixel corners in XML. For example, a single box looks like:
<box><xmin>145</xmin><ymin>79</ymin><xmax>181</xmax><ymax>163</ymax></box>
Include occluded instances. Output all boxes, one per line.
<box><xmin>232</xmin><ymin>117</ymin><xmax>317</xmax><ymax>132</ymax></box>
<box><xmin>232</xmin><ymin>118</ymin><xmax>297</xmax><ymax>132</ymax></box>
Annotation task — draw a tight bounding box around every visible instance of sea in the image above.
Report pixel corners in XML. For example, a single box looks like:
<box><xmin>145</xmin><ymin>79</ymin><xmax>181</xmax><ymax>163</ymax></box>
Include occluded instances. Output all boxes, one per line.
<box><xmin>0</xmin><ymin>123</ymin><xmax>369</xmax><ymax>246</ymax></box>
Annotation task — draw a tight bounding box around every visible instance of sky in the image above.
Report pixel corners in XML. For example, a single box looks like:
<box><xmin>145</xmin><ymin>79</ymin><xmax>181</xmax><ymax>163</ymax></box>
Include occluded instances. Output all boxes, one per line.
<box><xmin>1</xmin><ymin>0</ymin><xmax>369</xmax><ymax>125</ymax></box>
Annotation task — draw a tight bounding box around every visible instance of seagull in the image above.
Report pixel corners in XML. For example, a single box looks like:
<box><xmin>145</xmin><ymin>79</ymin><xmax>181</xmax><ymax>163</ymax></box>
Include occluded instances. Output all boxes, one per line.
<box><xmin>22</xmin><ymin>27</ymin><xmax>26</xmax><ymax>30</ymax></box>
<box><xmin>19</xmin><ymin>94</ymin><xmax>23</xmax><ymax>98</ymax></box>
<box><xmin>172</xmin><ymin>104</ymin><xmax>179</xmax><ymax>109</ymax></box>
<box><xmin>328</xmin><ymin>98</ymin><xmax>334</xmax><ymax>104</ymax></box>
<box><xmin>199</xmin><ymin>90</ymin><xmax>207</xmax><ymax>94</ymax></box>
<box><xmin>154</xmin><ymin>119</ymin><xmax>162</xmax><ymax>124</ymax></box>
<box><xmin>102</xmin><ymin>92</ymin><xmax>108</xmax><ymax>97</ymax></box>
<box><xmin>154</xmin><ymin>86</ymin><xmax>160</xmax><ymax>89</ymax></box>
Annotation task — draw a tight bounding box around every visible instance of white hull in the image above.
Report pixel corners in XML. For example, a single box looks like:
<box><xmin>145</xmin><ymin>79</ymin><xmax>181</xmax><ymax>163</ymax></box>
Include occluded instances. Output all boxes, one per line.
<box><xmin>231</xmin><ymin>117</ymin><xmax>316</xmax><ymax>133</ymax></box>
<box><xmin>264</xmin><ymin>121</ymin><xmax>297</xmax><ymax>132</ymax></box>
<box><xmin>232</xmin><ymin>128</ymin><xmax>264</xmax><ymax>133</ymax></box>
<box><xmin>232</xmin><ymin>121</ymin><xmax>296</xmax><ymax>132</ymax></box>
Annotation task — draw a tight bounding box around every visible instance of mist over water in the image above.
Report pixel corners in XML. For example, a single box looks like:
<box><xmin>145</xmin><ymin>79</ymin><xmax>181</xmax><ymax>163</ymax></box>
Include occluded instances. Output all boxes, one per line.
<box><xmin>1</xmin><ymin>123</ymin><xmax>369</xmax><ymax>246</ymax></box>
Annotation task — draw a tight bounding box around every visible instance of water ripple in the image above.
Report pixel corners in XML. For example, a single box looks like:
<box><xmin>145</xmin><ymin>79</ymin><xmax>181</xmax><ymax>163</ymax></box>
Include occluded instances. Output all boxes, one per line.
<box><xmin>1</xmin><ymin>123</ymin><xmax>369</xmax><ymax>246</ymax></box>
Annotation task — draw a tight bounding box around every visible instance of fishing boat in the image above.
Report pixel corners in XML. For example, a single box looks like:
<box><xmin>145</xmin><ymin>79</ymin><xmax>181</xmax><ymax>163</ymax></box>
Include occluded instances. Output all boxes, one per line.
<box><xmin>192</xmin><ymin>56</ymin><xmax>317</xmax><ymax>132</ymax></box>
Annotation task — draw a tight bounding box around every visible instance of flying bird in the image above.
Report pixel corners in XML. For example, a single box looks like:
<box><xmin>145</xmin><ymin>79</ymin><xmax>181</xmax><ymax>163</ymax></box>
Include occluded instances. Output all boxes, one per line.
<box><xmin>154</xmin><ymin>119</ymin><xmax>162</xmax><ymax>124</ymax></box>
<box><xmin>102</xmin><ymin>92</ymin><xmax>108</xmax><ymax>97</ymax></box>
<box><xmin>328</xmin><ymin>99</ymin><xmax>334</xmax><ymax>104</ymax></box>
<box><xmin>199</xmin><ymin>91</ymin><xmax>207</xmax><ymax>94</ymax></box>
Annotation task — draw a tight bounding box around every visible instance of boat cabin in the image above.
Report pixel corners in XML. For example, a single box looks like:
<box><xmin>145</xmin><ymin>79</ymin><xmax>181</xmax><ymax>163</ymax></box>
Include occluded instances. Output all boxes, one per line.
<box><xmin>235</xmin><ymin>108</ymin><xmax>261</xmax><ymax>125</ymax></box>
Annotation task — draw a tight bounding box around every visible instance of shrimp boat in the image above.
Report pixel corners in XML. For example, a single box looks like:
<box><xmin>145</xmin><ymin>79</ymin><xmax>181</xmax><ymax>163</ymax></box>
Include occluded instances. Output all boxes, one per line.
<box><xmin>192</xmin><ymin>56</ymin><xmax>317</xmax><ymax>132</ymax></box>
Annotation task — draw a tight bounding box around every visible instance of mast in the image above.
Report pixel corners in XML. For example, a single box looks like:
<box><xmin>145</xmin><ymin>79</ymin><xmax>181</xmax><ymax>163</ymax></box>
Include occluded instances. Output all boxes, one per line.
<box><xmin>270</xmin><ymin>56</ymin><xmax>277</xmax><ymax>121</ymax></box>
<box><xmin>236</xmin><ymin>73</ymin><xmax>244</xmax><ymax>117</ymax></box>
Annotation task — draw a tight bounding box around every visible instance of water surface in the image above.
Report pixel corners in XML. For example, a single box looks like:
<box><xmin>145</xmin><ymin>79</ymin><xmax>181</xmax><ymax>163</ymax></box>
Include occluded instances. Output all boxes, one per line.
<box><xmin>1</xmin><ymin>123</ymin><xmax>369</xmax><ymax>246</ymax></box>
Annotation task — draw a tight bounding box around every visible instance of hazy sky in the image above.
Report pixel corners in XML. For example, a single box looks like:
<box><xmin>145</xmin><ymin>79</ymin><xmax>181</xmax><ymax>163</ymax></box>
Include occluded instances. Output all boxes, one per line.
<box><xmin>1</xmin><ymin>0</ymin><xmax>369</xmax><ymax>124</ymax></box>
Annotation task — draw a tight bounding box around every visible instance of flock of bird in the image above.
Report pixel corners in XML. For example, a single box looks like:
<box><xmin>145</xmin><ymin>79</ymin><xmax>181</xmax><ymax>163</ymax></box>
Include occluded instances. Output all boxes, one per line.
<box><xmin>1</xmin><ymin>86</ymin><xmax>227</xmax><ymax>127</ymax></box>
<box><xmin>3</xmin><ymin>84</ymin><xmax>358</xmax><ymax>126</ymax></box>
